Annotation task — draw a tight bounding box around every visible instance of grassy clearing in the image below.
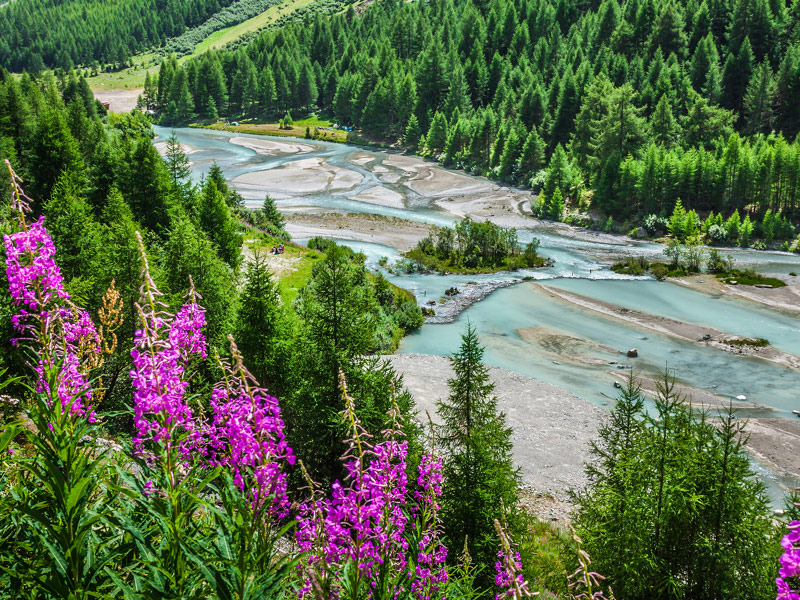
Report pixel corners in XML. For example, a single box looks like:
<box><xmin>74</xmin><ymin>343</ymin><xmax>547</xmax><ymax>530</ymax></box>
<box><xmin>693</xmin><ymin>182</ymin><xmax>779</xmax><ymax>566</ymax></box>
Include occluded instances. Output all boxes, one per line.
<box><xmin>86</xmin><ymin>54</ymin><xmax>162</xmax><ymax>90</ymax></box>
<box><xmin>243</xmin><ymin>227</ymin><xmax>321</xmax><ymax>304</ymax></box>
<box><xmin>194</xmin><ymin>0</ymin><xmax>315</xmax><ymax>54</ymax></box>
<box><xmin>717</xmin><ymin>269</ymin><xmax>787</xmax><ymax>287</ymax></box>
<box><xmin>197</xmin><ymin>116</ymin><xmax>348</xmax><ymax>142</ymax></box>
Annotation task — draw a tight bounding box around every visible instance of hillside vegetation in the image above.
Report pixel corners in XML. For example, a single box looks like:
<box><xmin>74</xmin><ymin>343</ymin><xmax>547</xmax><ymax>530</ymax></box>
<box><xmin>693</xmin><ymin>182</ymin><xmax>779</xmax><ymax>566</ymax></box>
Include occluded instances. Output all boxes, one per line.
<box><xmin>0</xmin><ymin>0</ymin><xmax>237</xmax><ymax>71</ymax></box>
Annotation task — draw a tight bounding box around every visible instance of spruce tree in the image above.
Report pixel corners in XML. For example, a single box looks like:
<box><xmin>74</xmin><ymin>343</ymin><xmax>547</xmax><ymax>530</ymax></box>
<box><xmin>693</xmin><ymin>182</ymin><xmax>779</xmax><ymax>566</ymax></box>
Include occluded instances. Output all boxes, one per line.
<box><xmin>425</xmin><ymin>111</ymin><xmax>448</xmax><ymax>154</ymax></box>
<box><xmin>164</xmin><ymin>132</ymin><xmax>190</xmax><ymax>185</ymax></box>
<box><xmin>743</xmin><ymin>60</ymin><xmax>777</xmax><ymax>134</ymax></box>
<box><xmin>235</xmin><ymin>250</ymin><xmax>289</xmax><ymax>394</ymax></box>
<box><xmin>437</xmin><ymin>322</ymin><xmax>519</xmax><ymax>573</ymax></box>
<box><xmin>404</xmin><ymin>114</ymin><xmax>423</xmax><ymax>149</ymax></box>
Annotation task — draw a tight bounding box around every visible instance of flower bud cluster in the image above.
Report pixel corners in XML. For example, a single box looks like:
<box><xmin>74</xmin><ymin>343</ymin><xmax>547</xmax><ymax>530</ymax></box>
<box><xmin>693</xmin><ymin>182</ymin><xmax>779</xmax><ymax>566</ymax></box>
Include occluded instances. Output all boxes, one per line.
<box><xmin>197</xmin><ymin>338</ymin><xmax>295</xmax><ymax>517</ymax></box>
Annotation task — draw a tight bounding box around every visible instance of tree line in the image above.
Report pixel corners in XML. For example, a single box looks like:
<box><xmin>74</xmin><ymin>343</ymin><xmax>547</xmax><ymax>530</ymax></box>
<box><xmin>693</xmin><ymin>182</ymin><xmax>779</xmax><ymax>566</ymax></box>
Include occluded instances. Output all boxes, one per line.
<box><xmin>149</xmin><ymin>0</ymin><xmax>800</xmax><ymax>228</ymax></box>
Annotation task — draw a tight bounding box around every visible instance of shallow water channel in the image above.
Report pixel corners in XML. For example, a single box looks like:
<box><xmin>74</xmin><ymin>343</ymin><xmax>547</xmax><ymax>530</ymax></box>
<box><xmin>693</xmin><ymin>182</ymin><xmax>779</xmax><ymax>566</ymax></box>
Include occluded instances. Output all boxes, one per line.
<box><xmin>157</xmin><ymin>126</ymin><xmax>800</xmax><ymax>496</ymax></box>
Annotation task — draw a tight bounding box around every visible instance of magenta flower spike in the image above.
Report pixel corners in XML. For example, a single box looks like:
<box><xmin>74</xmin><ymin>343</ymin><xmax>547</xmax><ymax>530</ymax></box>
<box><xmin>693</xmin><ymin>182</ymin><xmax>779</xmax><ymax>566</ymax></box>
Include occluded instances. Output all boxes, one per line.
<box><xmin>3</xmin><ymin>160</ymin><xmax>100</xmax><ymax>422</ymax></box>
<box><xmin>296</xmin><ymin>376</ymin><xmax>449</xmax><ymax>599</ymax></box>
<box><xmin>200</xmin><ymin>335</ymin><xmax>295</xmax><ymax>517</ymax></box>
<box><xmin>777</xmin><ymin>518</ymin><xmax>800</xmax><ymax>599</ymax></box>
<box><xmin>129</xmin><ymin>233</ymin><xmax>206</xmax><ymax>451</ymax></box>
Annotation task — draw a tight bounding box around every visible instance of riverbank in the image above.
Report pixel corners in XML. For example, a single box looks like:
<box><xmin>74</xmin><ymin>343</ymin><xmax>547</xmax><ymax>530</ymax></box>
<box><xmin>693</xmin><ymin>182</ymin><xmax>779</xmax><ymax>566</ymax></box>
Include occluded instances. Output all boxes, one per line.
<box><xmin>674</xmin><ymin>273</ymin><xmax>800</xmax><ymax>315</ymax></box>
<box><xmin>387</xmin><ymin>353</ymin><xmax>604</xmax><ymax>521</ymax></box>
<box><xmin>285</xmin><ymin>212</ymin><xmax>432</xmax><ymax>251</ymax></box>
<box><xmin>539</xmin><ymin>284</ymin><xmax>800</xmax><ymax>372</ymax></box>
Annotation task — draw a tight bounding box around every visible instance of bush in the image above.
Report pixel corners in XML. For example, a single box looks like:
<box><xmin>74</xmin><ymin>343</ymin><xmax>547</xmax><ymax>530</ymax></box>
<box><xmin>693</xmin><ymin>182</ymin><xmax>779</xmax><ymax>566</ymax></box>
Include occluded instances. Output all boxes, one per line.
<box><xmin>707</xmin><ymin>224</ymin><xmax>728</xmax><ymax>244</ymax></box>
<box><xmin>649</xmin><ymin>262</ymin><xmax>669</xmax><ymax>280</ymax></box>
<box><xmin>706</xmin><ymin>248</ymin><xmax>732</xmax><ymax>273</ymax></box>
<box><xmin>643</xmin><ymin>214</ymin><xmax>669</xmax><ymax>235</ymax></box>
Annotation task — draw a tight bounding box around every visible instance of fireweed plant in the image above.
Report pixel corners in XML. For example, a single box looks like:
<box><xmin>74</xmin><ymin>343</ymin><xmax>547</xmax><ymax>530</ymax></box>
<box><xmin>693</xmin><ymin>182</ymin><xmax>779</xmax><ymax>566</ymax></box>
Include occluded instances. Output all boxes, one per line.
<box><xmin>296</xmin><ymin>374</ymin><xmax>449</xmax><ymax>600</ymax></box>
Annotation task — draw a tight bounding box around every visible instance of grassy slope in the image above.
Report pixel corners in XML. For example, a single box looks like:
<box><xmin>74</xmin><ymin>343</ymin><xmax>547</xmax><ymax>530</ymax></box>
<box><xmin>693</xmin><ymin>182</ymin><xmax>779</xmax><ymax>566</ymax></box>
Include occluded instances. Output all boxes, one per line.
<box><xmin>243</xmin><ymin>226</ymin><xmax>322</xmax><ymax>304</ymax></box>
<box><xmin>88</xmin><ymin>0</ymin><xmax>315</xmax><ymax>92</ymax></box>
<box><xmin>194</xmin><ymin>0</ymin><xmax>316</xmax><ymax>54</ymax></box>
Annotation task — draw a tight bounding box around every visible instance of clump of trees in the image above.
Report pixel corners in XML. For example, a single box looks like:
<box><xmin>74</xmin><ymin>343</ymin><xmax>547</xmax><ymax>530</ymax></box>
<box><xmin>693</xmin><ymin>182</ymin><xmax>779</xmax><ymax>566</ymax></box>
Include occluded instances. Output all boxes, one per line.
<box><xmin>575</xmin><ymin>372</ymin><xmax>778</xmax><ymax>600</ymax></box>
<box><xmin>0</xmin><ymin>0</ymin><xmax>239</xmax><ymax>71</ymax></box>
<box><xmin>403</xmin><ymin>217</ymin><xmax>545</xmax><ymax>273</ymax></box>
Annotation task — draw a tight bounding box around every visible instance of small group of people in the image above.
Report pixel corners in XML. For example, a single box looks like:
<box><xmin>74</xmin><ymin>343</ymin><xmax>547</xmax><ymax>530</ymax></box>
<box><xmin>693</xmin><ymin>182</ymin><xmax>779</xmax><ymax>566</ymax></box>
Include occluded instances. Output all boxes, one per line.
<box><xmin>270</xmin><ymin>244</ymin><xmax>285</xmax><ymax>255</ymax></box>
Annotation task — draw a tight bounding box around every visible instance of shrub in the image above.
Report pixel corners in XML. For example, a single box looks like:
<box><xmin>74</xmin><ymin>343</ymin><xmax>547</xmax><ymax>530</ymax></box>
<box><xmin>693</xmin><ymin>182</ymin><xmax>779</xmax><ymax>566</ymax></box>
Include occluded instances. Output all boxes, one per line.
<box><xmin>649</xmin><ymin>262</ymin><xmax>669</xmax><ymax>280</ymax></box>
<box><xmin>707</xmin><ymin>224</ymin><xmax>728</xmax><ymax>244</ymax></box>
<box><xmin>643</xmin><ymin>214</ymin><xmax>669</xmax><ymax>236</ymax></box>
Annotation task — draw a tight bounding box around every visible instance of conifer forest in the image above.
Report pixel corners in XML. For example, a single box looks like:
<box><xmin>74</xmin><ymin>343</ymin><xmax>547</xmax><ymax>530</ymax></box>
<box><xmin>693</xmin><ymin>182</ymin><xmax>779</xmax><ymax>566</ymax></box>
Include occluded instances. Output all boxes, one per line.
<box><xmin>0</xmin><ymin>0</ymin><xmax>799</xmax><ymax>598</ymax></box>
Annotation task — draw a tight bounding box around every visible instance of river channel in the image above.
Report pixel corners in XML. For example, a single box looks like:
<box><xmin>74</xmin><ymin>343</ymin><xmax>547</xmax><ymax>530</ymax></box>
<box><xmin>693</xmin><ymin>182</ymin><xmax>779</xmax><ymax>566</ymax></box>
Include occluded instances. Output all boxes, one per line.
<box><xmin>156</xmin><ymin>126</ymin><xmax>800</xmax><ymax>495</ymax></box>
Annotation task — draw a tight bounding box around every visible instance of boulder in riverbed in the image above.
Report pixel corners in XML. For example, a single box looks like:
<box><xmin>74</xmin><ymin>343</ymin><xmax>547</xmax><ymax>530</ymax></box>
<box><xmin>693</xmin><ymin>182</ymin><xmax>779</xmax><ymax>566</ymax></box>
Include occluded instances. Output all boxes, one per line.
<box><xmin>627</xmin><ymin>348</ymin><xmax>638</xmax><ymax>358</ymax></box>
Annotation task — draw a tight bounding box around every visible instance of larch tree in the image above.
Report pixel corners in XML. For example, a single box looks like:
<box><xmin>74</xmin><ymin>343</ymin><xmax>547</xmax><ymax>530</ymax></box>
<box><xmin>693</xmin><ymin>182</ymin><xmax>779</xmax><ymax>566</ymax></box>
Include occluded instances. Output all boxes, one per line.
<box><xmin>437</xmin><ymin>322</ymin><xmax>519</xmax><ymax>573</ymax></box>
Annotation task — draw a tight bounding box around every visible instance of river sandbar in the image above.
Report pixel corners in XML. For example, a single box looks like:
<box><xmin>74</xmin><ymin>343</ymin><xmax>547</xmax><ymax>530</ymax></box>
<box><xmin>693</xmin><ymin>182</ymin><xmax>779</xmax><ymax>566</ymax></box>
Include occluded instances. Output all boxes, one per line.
<box><xmin>232</xmin><ymin>157</ymin><xmax>363</xmax><ymax>195</ymax></box>
<box><xmin>230</xmin><ymin>136</ymin><xmax>314</xmax><ymax>155</ymax></box>
<box><xmin>539</xmin><ymin>284</ymin><xmax>800</xmax><ymax>371</ymax></box>
<box><xmin>388</xmin><ymin>353</ymin><xmax>604</xmax><ymax>500</ymax></box>
<box><xmin>285</xmin><ymin>212</ymin><xmax>432</xmax><ymax>251</ymax></box>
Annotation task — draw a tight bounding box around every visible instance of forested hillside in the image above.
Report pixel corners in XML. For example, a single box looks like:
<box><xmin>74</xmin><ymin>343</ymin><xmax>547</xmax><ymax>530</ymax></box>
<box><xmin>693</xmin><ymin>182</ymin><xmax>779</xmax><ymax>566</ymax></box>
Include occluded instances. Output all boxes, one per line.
<box><xmin>0</xmin><ymin>0</ymin><xmax>237</xmax><ymax>71</ymax></box>
<box><xmin>152</xmin><ymin>0</ymin><xmax>800</xmax><ymax>229</ymax></box>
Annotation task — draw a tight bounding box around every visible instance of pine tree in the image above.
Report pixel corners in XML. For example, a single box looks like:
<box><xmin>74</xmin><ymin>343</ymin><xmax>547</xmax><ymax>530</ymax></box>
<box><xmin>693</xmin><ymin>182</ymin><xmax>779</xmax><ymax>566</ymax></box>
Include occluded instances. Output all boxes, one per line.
<box><xmin>650</xmin><ymin>95</ymin><xmax>680</xmax><ymax>147</ymax></box>
<box><xmin>743</xmin><ymin>61</ymin><xmax>777</xmax><ymax>134</ymax></box>
<box><xmin>164</xmin><ymin>132</ymin><xmax>190</xmax><ymax>185</ymax></box>
<box><xmin>403</xmin><ymin>114</ymin><xmax>423</xmax><ymax>149</ymax></box>
<box><xmin>425</xmin><ymin>111</ymin><xmax>448</xmax><ymax>154</ymax></box>
<box><xmin>437</xmin><ymin>322</ymin><xmax>519</xmax><ymax>572</ymax></box>
<box><xmin>235</xmin><ymin>250</ymin><xmax>289</xmax><ymax>393</ymax></box>
<box><xmin>198</xmin><ymin>179</ymin><xmax>242</xmax><ymax>267</ymax></box>
<box><xmin>518</xmin><ymin>128</ymin><xmax>546</xmax><ymax>175</ymax></box>
<box><xmin>544</xmin><ymin>144</ymin><xmax>573</xmax><ymax>198</ymax></box>
<box><xmin>262</xmin><ymin>194</ymin><xmax>285</xmax><ymax>231</ymax></box>
<box><xmin>166</xmin><ymin>68</ymin><xmax>193</xmax><ymax>124</ymax></box>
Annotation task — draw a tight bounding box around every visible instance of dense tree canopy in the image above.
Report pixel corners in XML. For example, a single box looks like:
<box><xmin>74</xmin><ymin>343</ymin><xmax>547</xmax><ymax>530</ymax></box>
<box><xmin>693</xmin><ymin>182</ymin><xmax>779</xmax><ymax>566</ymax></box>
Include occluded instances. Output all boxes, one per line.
<box><xmin>0</xmin><ymin>0</ymin><xmax>238</xmax><ymax>71</ymax></box>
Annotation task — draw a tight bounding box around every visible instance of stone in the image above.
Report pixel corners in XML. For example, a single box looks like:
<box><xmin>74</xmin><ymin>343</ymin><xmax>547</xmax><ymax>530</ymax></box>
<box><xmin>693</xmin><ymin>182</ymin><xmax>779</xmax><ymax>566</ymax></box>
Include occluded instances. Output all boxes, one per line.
<box><xmin>736</xmin><ymin>395</ymin><xmax>747</xmax><ymax>401</ymax></box>
<box><xmin>626</xmin><ymin>348</ymin><xmax>638</xmax><ymax>358</ymax></box>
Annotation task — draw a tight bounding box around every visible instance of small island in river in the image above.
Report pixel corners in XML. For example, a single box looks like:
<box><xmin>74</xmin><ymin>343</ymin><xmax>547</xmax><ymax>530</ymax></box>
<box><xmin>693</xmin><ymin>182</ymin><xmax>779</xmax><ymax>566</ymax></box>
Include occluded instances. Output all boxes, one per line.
<box><xmin>397</xmin><ymin>216</ymin><xmax>551</xmax><ymax>275</ymax></box>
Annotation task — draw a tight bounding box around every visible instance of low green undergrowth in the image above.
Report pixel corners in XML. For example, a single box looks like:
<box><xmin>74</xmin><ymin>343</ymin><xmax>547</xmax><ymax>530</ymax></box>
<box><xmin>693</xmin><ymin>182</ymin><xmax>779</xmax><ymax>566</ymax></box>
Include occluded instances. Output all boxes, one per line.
<box><xmin>717</xmin><ymin>269</ymin><xmax>787</xmax><ymax>287</ymax></box>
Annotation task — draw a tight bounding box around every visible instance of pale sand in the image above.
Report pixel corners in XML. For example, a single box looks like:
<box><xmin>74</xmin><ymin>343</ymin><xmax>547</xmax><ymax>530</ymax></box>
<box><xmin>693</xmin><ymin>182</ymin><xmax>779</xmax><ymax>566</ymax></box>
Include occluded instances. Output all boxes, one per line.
<box><xmin>232</xmin><ymin>158</ymin><xmax>363</xmax><ymax>195</ymax></box>
<box><xmin>406</xmin><ymin>165</ymin><xmax>496</xmax><ymax>197</ymax></box>
<box><xmin>285</xmin><ymin>212</ymin><xmax>431</xmax><ymax>252</ymax></box>
<box><xmin>516</xmin><ymin>327</ymin><xmax>617</xmax><ymax>367</ymax></box>
<box><xmin>93</xmin><ymin>88</ymin><xmax>142</xmax><ymax>113</ymax></box>
<box><xmin>382</xmin><ymin>155</ymin><xmax>428</xmax><ymax>171</ymax></box>
<box><xmin>350</xmin><ymin>186</ymin><xmax>405</xmax><ymax>209</ymax></box>
<box><xmin>153</xmin><ymin>141</ymin><xmax>194</xmax><ymax>156</ymax></box>
<box><xmin>349</xmin><ymin>153</ymin><xmax>376</xmax><ymax>165</ymax></box>
<box><xmin>675</xmin><ymin>273</ymin><xmax>800</xmax><ymax>315</ymax></box>
<box><xmin>230</xmin><ymin>136</ymin><xmax>314</xmax><ymax>156</ymax></box>
<box><xmin>388</xmin><ymin>353</ymin><xmax>605</xmax><ymax>499</ymax></box>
